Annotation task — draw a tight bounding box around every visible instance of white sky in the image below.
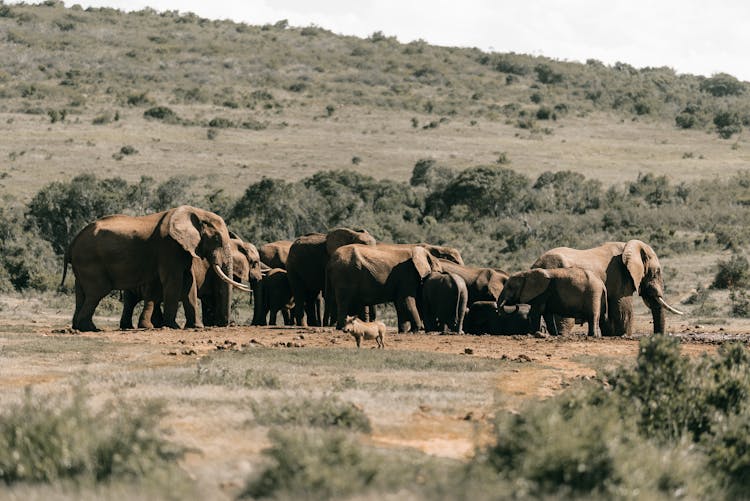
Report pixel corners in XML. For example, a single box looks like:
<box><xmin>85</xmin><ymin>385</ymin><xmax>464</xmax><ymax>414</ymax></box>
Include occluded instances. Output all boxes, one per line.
<box><xmin>25</xmin><ymin>1</ymin><xmax>750</xmax><ymax>81</ymax></box>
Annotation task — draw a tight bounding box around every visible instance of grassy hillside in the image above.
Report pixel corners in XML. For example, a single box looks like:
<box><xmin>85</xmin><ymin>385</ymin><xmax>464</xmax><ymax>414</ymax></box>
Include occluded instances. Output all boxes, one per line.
<box><xmin>1</xmin><ymin>1</ymin><xmax>750</xmax><ymax>201</ymax></box>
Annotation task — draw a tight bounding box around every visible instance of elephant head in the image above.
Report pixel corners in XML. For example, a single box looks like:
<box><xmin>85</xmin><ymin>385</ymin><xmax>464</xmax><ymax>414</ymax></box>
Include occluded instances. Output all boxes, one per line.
<box><xmin>228</xmin><ymin>232</ymin><xmax>263</xmax><ymax>287</ymax></box>
<box><xmin>167</xmin><ymin>206</ymin><xmax>249</xmax><ymax>325</ymax></box>
<box><xmin>416</xmin><ymin>243</ymin><xmax>464</xmax><ymax>265</ymax></box>
<box><xmin>621</xmin><ymin>240</ymin><xmax>683</xmax><ymax>333</ymax></box>
<box><xmin>325</xmin><ymin>227</ymin><xmax>376</xmax><ymax>256</ymax></box>
<box><xmin>498</xmin><ymin>269</ymin><xmax>550</xmax><ymax>307</ymax></box>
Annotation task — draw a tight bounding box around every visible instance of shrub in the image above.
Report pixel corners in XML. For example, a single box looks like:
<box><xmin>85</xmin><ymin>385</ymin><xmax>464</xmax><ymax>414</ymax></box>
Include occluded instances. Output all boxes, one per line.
<box><xmin>250</xmin><ymin>395</ymin><xmax>371</xmax><ymax>432</ymax></box>
<box><xmin>700</xmin><ymin>73</ymin><xmax>745</xmax><ymax>97</ymax></box>
<box><xmin>240</xmin><ymin>429</ymin><xmax>381</xmax><ymax>500</ymax></box>
<box><xmin>208</xmin><ymin>117</ymin><xmax>233</xmax><ymax>128</ymax></box>
<box><xmin>0</xmin><ymin>386</ymin><xmax>183</xmax><ymax>484</ymax></box>
<box><xmin>143</xmin><ymin>106</ymin><xmax>179</xmax><ymax>123</ymax></box>
<box><xmin>534</xmin><ymin>63</ymin><xmax>564</xmax><ymax>84</ymax></box>
<box><xmin>431</xmin><ymin>165</ymin><xmax>532</xmax><ymax>219</ymax></box>
<box><xmin>714</xmin><ymin>111</ymin><xmax>742</xmax><ymax>139</ymax></box>
<box><xmin>713</xmin><ymin>254</ymin><xmax>750</xmax><ymax>289</ymax></box>
<box><xmin>535</xmin><ymin>106</ymin><xmax>553</xmax><ymax>120</ymax></box>
<box><xmin>126</xmin><ymin>92</ymin><xmax>152</xmax><ymax>106</ymax></box>
<box><xmin>532</xmin><ymin>170</ymin><xmax>601</xmax><ymax>214</ymax></box>
<box><xmin>27</xmin><ymin>174</ymin><xmax>132</xmax><ymax>255</ymax></box>
<box><xmin>730</xmin><ymin>289</ymin><xmax>750</xmax><ymax>317</ymax></box>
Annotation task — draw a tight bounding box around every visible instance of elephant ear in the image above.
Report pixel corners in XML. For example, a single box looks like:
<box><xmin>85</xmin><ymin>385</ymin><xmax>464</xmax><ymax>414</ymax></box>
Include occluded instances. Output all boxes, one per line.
<box><xmin>168</xmin><ymin>206</ymin><xmax>201</xmax><ymax>259</ymax></box>
<box><xmin>520</xmin><ymin>269</ymin><xmax>551</xmax><ymax>303</ymax></box>
<box><xmin>622</xmin><ymin>240</ymin><xmax>657</xmax><ymax>294</ymax></box>
<box><xmin>487</xmin><ymin>271</ymin><xmax>508</xmax><ymax>302</ymax></box>
<box><xmin>412</xmin><ymin>245</ymin><xmax>441</xmax><ymax>279</ymax></box>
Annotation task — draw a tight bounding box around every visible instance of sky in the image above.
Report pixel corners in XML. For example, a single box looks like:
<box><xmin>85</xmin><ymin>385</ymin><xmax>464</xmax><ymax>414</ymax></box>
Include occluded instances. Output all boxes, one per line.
<box><xmin>27</xmin><ymin>1</ymin><xmax>750</xmax><ymax>81</ymax></box>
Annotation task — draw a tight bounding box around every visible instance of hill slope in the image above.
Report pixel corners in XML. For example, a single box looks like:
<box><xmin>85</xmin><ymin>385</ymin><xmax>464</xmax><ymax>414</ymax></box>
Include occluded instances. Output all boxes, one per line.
<box><xmin>1</xmin><ymin>1</ymin><xmax>749</xmax><ymax>201</ymax></box>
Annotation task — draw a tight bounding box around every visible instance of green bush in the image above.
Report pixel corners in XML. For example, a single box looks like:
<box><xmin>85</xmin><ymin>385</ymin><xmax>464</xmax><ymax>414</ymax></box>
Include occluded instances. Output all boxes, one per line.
<box><xmin>0</xmin><ymin>386</ymin><xmax>183</xmax><ymax>484</ymax></box>
<box><xmin>713</xmin><ymin>254</ymin><xmax>750</xmax><ymax>289</ymax></box>
<box><xmin>250</xmin><ymin>395</ymin><xmax>371</xmax><ymax>432</ymax></box>
<box><xmin>430</xmin><ymin>165</ymin><xmax>532</xmax><ymax>219</ymax></box>
<box><xmin>714</xmin><ymin>111</ymin><xmax>742</xmax><ymax>139</ymax></box>
<box><xmin>473</xmin><ymin>337</ymin><xmax>750</xmax><ymax>498</ymax></box>
<box><xmin>143</xmin><ymin>106</ymin><xmax>180</xmax><ymax>123</ymax></box>
<box><xmin>700</xmin><ymin>73</ymin><xmax>745</xmax><ymax>97</ymax></box>
<box><xmin>240</xmin><ymin>429</ymin><xmax>380</xmax><ymax>500</ymax></box>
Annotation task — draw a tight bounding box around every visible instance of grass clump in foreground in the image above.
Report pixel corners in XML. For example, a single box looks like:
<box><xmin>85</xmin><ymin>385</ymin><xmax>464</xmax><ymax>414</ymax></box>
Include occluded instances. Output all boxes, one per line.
<box><xmin>239</xmin><ymin>428</ymin><xmax>452</xmax><ymax>500</ymax></box>
<box><xmin>0</xmin><ymin>385</ymin><xmax>185</xmax><ymax>486</ymax></box>
<box><xmin>241</xmin><ymin>337</ymin><xmax>750</xmax><ymax>500</ymax></box>
<box><xmin>250</xmin><ymin>395</ymin><xmax>371</xmax><ymax>432</ymax></box>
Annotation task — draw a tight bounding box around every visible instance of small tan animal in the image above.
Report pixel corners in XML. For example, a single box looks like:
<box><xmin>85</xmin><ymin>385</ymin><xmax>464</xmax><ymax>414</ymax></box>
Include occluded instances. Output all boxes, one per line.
<box><xmin>342</xmin><ymin>315</ymin><xmax>386</xmax><ymax>349</ymax></box>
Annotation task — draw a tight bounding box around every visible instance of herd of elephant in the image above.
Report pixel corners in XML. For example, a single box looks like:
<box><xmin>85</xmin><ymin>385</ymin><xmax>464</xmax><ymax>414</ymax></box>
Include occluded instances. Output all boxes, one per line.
<box><xmin>60</xmin><ymin>205</ymin><xmax>684</xmax><ymax>338</ymax></box>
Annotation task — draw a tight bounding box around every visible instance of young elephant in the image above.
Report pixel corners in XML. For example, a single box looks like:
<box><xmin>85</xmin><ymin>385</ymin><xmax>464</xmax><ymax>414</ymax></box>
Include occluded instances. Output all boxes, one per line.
<box><xmin>464</xmin><ymin>301</ymin><xmax>531</xmax><ymax>335</ymax></box>
<box><xmin>420</xmin><ymin>271</ymin><xmax>468</xmax><ymax>334</ymax></box>
<box><xmin>342</xmin><ymin>316</ymin><xmax>386</xmax><ymax>348</ymax></box>
<box><xmin>497</xmin><ymin>267</ymin><xmax>607</xmax><ymax>337</ymax></box>
<box><xmin>260</xmin><ymin>268</ymin><xmax>295</xmax><ymax>326</ymax></box>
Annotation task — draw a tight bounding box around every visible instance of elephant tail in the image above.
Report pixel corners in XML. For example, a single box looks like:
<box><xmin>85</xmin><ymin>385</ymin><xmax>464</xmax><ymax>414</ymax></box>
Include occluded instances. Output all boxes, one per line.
<box><xmin>60</xmin><ymin>245</ymin><xmax>71</xmax><ymax>289</ymax></box>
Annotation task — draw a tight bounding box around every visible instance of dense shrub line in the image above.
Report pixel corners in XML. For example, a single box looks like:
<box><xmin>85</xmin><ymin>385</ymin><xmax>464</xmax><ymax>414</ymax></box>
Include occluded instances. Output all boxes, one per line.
<box><xmin>4</xmin><ymin>162</ymin><xmax>750</xmax><ymax>293</ymax></box>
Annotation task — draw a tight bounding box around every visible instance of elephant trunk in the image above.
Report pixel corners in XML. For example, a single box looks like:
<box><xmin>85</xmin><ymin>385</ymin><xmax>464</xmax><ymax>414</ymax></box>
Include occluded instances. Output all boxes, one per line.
<box><xmin>210</xmin><ymin>246</ymin><xmax>234</xmax><ymax>327</ymax></box>
<box><xmin>641</xmin><ymin>295</ymin><xmax>669</xmax><ymax>334</ymax></box>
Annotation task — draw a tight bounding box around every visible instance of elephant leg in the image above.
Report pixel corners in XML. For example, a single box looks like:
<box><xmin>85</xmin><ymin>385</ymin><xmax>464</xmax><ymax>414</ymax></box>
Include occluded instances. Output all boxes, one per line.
<box><xmin>335</xmin><ymin>288</ymin><xmax>352</xmax><ymax>330</ymax></box>
<box><xmin>138</xmin><ymin>300</ymin><xmax>157</xmax><ymax>329</ymax></box>
<box><xmin>120</xmin><ymin>290</ymin><xmax>139</xmax><ymax>330</ymax></box>
<box><xmin>395</xmin><ymin>301</ymin><xmax>410</xmax><ymax>333</ymax></box>
<box><xmin>160</xmin><ymin>277</ymin><xmax>183</xmax><ymax>329</ymax></box>
<box><xmin>183</xmin><ymin>276</ymin><xmax>203</xmax><ymax>329</ymax></box>
<box><xmin>422</xmin><ymin>301</ymin><xmax>436</xmax><ymax>332</ymax></box>
<box><xmin>543</xmin><ymin>312</ymin><xmax>559</xmax><ymax>336</ymax></box>
<box><xmin>528</xmin><ymin>306</ymin><xmax>543</xmax><ymax>336</ymax></box>
<box><xmin>404</xmin><ymin>296</ymin><xmax>423</xmax><ymax>333</ymax></box>
<box><xmin>74</xmin><ymin>289</ymin><xmax>105</xmax><ymax>332</ymax></box>
<box><xmin>251</xmin><ymin>281</ymin><xmax>266</xmax><ymax>326</ymax></box>
<box><xmin>269</xmin><ymin>308</ymin><xmax>278</xmax><ymax>326</ymax></box>
<box><xmin>72</xmin><ymin>281</ymin><xmax>85</xmax><ymax>329</ymax></box>
<box><xmin>607</xmin><ymin>296</ymin><xmax>633</xmax><ymax>336</ymax></box>
<box><xmin>315</xmin><ymin>293</ymin><xmax>324</xmax><ymax>326</ymax></box>
<box><xmin>282</xmin><ymin>307</ymin><xmax>293</xmax><ymax>326</ymax></box>
<box><xmin>302</xmin><ymin>292</ymin><xmax>320</xmax><ymax>327</ymax></box>
<box><xmin>589</xmin><ymin>313</ymin><xmax>601</xmax><ymax>338</ymax></box>
<box><xmin>554</xmin><ymin>316</ymin><xmax>575</xmax><ymax>336</ymax></box>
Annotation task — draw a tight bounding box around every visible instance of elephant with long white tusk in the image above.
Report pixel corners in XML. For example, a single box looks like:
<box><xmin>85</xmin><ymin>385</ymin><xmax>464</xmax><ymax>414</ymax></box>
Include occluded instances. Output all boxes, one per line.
<box><xmin>532</xmin><ymin>239</ymin><xmax>683</xmax><ymax>336</ymax></box>
<box><xmin>61</xmin><ymin>205</ymin><xmax>245</xmax><ymax>331</ymax></box>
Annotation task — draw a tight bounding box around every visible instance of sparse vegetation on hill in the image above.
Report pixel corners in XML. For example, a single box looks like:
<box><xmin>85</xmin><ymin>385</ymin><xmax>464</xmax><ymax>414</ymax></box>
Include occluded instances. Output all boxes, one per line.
<box><xmin>0</xmin><ymin>1</ymin><xmax>748</xmax><ymax>138</ymax></box>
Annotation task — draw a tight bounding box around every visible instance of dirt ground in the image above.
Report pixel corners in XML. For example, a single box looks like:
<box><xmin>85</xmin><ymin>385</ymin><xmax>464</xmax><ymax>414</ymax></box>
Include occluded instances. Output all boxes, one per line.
<box><xmin>1</xmin><ymin>301</ymin><xmax>747</xmax><ymax>497</ymax></box>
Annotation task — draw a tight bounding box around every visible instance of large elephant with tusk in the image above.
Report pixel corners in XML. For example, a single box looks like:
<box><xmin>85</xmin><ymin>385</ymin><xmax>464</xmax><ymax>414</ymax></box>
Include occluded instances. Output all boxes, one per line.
<box><xmin>119</xmin><ymin>233</ymin><xmax>262</xmax><ymax>329</ymax></box>
<box><xmin>532</xmin><ymin>240</ymin><xmax>683</xmax><ymax>336</ymax></box>
<box><xmin>61</xmin><ymin>205</ymin><xmax>250</xmax><ymax>331</ymax></box>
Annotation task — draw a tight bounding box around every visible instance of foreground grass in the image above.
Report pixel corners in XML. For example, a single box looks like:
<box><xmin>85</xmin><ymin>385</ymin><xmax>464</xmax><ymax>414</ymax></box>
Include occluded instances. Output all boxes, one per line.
<box><xmin>4</xmin><ymin>326</ymin><xmax>748</xmax><ymax>499</ymax></box>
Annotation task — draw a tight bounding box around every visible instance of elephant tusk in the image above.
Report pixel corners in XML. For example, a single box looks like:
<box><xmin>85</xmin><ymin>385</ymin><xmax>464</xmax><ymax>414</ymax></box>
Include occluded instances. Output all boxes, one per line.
<box><xmin>658</xmin><ymin>296</ymin><xmax>684</xmax><ymax>315</ymax></box>
<box><xmin>214</xmin><ymin>264</ymin><xmax>253</xmax><ymax>293</ymax></box>
<box><xmin>497</xmin><ymin>299</ymin><xmax>506</xmax><ymax>309</ymax></box>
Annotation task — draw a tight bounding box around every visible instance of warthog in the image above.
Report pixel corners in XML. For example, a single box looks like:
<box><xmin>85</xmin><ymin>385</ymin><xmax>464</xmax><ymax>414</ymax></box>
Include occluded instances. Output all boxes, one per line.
<box><xmin>342</xmin><ymin>316</ymin><xmax>386</xmax><ymax>349</ymax></box>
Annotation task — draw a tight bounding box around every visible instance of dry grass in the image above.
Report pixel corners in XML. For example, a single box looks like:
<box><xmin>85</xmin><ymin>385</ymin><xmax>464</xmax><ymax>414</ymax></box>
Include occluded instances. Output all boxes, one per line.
<box><xmin>2</xmin><ymin>108</ymin><xmax>748</xmax><ymax>203</ymax></box>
